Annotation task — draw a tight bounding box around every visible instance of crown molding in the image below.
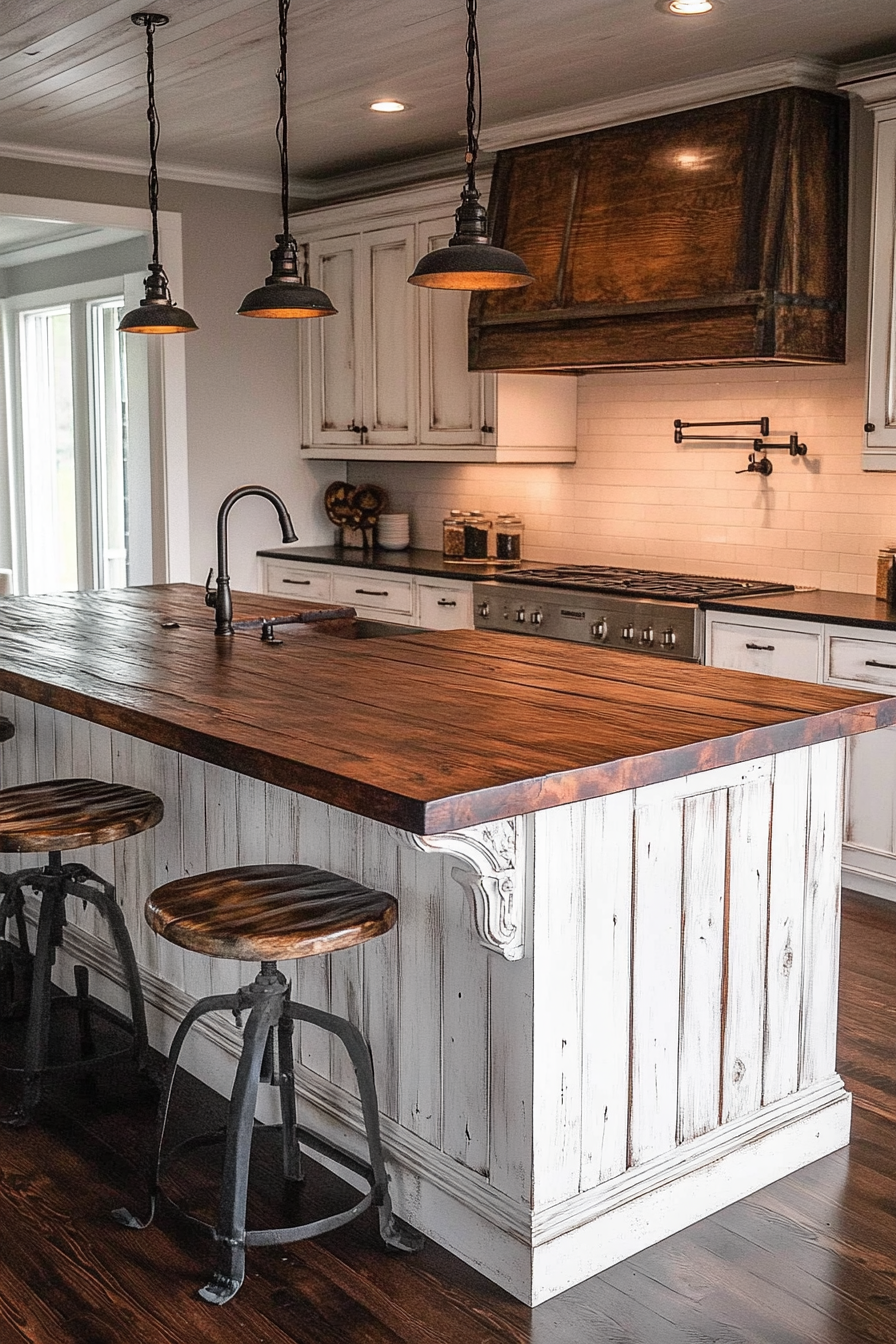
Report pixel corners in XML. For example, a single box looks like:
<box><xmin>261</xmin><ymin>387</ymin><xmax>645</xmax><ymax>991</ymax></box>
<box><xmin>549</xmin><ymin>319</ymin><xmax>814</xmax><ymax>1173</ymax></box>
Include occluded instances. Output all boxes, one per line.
<box><xmin>838</xmin><ymin>54</ymin><xmax>896</xmax><ymax>110</ymax></box>
<box><xmin>289</xmin><ymin>148</ymin><xmax>481</xmax><ymax>205</ymax></box>
<box><xmin>0</xmin><ymin>140</ymin><xmax>280</xmax><ymax>195</ymax></box>
<box><xmin>479</xmin><ymin>56</ymin><xmax>839</xmax><ymax>151</ymax></box>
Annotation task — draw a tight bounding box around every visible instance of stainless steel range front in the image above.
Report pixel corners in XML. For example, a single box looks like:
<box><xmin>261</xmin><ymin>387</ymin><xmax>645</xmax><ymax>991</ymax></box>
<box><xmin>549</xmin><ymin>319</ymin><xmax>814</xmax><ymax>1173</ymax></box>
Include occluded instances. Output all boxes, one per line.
<box><xmin>473</xmin><ymin>565</ymin><xmax>795</xmax><ymax>662</ymax></box>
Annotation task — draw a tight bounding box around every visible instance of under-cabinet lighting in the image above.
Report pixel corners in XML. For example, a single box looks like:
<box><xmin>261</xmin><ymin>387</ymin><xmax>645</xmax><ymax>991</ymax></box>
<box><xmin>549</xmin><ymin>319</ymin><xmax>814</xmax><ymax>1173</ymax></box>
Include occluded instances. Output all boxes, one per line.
<box><xmin>666</xmin><ymin>0</ymin><xmax>714</xmax><ymax>12</ymax></box>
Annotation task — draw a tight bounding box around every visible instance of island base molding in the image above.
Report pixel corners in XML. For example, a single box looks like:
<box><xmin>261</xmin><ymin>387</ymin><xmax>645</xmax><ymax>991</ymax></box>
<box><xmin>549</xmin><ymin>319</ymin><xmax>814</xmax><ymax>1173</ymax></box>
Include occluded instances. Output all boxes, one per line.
<box><xmin>0</xmin><ymin>694</ymin><xmax>850</xmax><ymax>1306</ymax></box>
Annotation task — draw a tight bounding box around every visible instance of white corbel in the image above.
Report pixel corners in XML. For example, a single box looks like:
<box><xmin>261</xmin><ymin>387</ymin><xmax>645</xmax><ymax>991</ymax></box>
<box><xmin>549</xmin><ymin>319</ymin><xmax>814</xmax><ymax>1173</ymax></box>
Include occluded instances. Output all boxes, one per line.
<box><xmin>392</xmin><ymin>818</ymin><xmax>525</xmax><ymax>961</ymax></box>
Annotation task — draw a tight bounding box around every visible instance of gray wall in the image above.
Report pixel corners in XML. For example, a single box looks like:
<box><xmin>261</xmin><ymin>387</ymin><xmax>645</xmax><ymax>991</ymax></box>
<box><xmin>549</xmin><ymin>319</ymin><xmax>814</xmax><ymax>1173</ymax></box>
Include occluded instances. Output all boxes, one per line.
<box><xmin>0</xmin><ymin>155</ymin><xmax>339</xmax><ymax>591</ymax></box>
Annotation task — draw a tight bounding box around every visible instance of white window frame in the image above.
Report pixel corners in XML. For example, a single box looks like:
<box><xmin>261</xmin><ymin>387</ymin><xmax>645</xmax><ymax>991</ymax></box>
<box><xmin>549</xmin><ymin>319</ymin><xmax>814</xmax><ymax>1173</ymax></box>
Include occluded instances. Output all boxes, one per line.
<box><xmin>0</xmin><ymin>193</ymin><xmax>190</xmax><ymax>587</ymax></box>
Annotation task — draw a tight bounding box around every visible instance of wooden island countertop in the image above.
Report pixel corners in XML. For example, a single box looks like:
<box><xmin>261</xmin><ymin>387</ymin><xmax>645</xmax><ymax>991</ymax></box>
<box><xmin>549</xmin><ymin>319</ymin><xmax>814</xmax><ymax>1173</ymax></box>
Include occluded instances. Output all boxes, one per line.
<box><xmin>0</xmin><ymin>582</ymin><xmax>891</xmax><ymax>834</ymax></box>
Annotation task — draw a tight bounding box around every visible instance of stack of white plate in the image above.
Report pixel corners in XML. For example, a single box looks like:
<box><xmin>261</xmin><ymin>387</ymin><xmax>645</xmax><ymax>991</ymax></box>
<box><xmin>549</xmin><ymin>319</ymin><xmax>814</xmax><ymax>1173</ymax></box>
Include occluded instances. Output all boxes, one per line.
<box><xmin>376</xmin><ymin>514</ymin><xmax>410</xmax><ymax>550</ymax></box>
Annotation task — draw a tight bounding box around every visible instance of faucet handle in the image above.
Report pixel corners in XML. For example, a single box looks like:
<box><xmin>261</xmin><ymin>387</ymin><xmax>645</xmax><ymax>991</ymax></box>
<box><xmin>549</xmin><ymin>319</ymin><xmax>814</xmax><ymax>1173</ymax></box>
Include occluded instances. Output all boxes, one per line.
<box><xmin>204</xmin><ymin>567</ymin><xmax>216</xmax><ymax>607</ymax></box>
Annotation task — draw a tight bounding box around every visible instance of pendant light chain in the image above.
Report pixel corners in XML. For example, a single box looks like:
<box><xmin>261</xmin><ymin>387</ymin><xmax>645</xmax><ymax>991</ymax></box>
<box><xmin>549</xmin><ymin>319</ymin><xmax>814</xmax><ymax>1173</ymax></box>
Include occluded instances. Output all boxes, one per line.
<box><xmin>120</xmin><ymin>12</ymin><xmax>197</xmax><ymax>333</ymax></box>
<box><xmin>236</xmin><ymin>0</ymin><xmax>336</xmax><ymax>316</ymax></box>
<box><xmin>464</xmin><ymin>0</ymin><xmax>483</xmax><ymax>196</ymax></box>
<box><xmin>276</xmin><ymin>0</ymin><xmax>291</xmax><ymax>239</ymax></box>
<box><xmin>144</xmin><ymin>16</ymin><xmax>161</xmax><ymax>268</ymax></box>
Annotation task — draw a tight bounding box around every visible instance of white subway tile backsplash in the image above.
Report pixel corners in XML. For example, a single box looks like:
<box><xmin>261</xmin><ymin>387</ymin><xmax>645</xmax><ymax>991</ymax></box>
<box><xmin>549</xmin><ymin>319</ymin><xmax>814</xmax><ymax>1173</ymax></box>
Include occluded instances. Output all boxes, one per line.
<box><xmin>353</xmin><ymin>362</ymin><xmax>896</xmax><ymax>594</ymax></box>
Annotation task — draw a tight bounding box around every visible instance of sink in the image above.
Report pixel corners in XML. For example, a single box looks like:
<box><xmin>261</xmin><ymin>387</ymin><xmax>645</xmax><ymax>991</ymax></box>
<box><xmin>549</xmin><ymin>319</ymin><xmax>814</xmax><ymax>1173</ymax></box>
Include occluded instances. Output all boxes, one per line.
<box><xmin>315</xmin><ymin>618</ymin><xmax>429</xmax><ymax>640</ymax></box>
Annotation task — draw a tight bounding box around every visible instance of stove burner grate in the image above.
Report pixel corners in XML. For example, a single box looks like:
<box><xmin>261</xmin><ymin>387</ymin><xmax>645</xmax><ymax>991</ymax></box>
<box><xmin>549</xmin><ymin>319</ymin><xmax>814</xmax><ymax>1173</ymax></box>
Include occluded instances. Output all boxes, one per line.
<box><xmin>496</xmin><ymin>565</ymin><xmax>795</xmax><ymax>602</ymax></box>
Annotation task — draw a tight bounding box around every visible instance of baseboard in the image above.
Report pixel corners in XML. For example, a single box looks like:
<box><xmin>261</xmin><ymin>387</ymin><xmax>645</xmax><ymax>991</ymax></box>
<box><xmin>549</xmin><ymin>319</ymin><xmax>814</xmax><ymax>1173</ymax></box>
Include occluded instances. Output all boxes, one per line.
<box><xmin>843</xmin><ymin>846</ymin><xmax>896</xmax><ymax>903</ymax></box>
<box><xmin>47</xmin><ymin>922</ymin><xmax>854</xmax><ymax>1306</ymax></box>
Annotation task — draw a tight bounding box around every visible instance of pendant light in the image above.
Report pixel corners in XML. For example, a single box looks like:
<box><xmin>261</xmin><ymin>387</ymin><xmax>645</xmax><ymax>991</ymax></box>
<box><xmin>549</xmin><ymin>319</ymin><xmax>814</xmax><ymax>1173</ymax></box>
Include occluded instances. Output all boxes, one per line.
<box><xmin>408</xmin><ymin>0</ymin><xmax>533</xmax><ymax>291</ymax></box>
<box><xmin>238</xmin><ymin>0</ymin><xmax>336</xmax><ymax>318</ymax></box>
<box><xmin>119</xmin><ymin>13</ymin><xmax>198</xmax><ymax>335</ymax></box>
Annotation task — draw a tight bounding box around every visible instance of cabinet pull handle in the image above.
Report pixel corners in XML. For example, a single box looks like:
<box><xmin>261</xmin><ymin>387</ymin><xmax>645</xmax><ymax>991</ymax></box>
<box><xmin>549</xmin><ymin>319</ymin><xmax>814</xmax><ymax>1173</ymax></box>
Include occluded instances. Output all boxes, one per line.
<box><xmin>282</xmin><ymin>578</ymin><xmax>311</xmax><ymax>585</ymax></box>
<box><xmin>865</xmin><ymin>659</ymin><xmax>896</xmax><ymax>670</ymax></box>
<box><xmin>355</xmin><ymin>588</ymin><xmax>389</xmax><ymax>596</ymax></box>
<box><xmin>437</xmin><ymin>599</ymin><xmax>457</xmax><ymax>607</ymax></box>
<box><xmin>745</xmin><ymin>642</ymin><xmax>775</xmax><ymax>651</ymax></box>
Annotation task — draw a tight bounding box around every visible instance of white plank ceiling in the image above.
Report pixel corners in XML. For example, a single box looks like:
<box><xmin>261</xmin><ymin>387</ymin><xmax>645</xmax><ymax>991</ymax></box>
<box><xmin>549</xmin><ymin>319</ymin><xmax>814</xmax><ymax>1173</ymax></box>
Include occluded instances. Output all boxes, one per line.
<box><xmin>1</xmin><ymin>0</ymin><xmax>895</xmax><ymax>187</ymax></box>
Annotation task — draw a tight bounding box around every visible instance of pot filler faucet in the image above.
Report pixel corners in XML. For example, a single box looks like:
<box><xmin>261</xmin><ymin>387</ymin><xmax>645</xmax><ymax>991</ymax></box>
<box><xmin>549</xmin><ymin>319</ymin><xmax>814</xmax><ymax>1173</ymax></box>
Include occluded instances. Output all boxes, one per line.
<box><xmin>205</xmin><ymin>486</ymin><xmax>297</xmax><ymax>636</ymax></box>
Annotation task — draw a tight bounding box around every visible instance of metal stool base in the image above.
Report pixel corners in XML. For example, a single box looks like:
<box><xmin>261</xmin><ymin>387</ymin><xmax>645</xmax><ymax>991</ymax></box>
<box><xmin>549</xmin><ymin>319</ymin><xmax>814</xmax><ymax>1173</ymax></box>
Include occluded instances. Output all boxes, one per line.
<box><xmin>0</xmin><ymin>851</ymin><xmax>149</xmax><ymax>1126</ymax></box>
<box><xmin>114</xmin><ymin>962</ymin><xmax>422</xmax><ymax>1304</ymax></box>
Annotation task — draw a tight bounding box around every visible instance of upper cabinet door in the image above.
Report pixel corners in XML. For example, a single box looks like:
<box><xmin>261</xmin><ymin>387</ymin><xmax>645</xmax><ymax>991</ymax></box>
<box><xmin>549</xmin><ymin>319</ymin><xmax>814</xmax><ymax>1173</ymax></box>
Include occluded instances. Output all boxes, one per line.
<box><xmin>865</xmin><ymin>117</ymin><xmax>896</xmax><ymax>464</ymax></box>
<box><xmin>418</xmin><ymin>216</ymin><xmax>485</xmax><ymax>446</ymax></box>
<box><xmin>360</xmin><ymin>225</ymin><xmax>418</xmax><ymax>446</ymax></box>
<box><xmin>305</xmin><ymin>234</ymin><xmax>362</xmax><ymax>447</ymax></box>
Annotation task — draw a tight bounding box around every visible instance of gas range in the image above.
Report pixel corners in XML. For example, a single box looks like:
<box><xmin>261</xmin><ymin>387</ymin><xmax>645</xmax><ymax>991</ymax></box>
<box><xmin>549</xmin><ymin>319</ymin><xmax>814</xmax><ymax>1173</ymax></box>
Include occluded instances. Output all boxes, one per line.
<box><xmin>472</xmin><ymin>566</ymin><xmax>795</xmax><ymax>661</ymax></box>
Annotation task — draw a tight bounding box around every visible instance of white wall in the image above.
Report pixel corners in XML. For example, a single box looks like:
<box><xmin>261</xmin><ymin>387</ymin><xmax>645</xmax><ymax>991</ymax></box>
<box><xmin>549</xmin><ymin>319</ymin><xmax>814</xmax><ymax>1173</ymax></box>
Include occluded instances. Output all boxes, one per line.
<box><xmin>0</xmin><ymin>155</ymin><xmax>340</xmax><ymax>592</ymax></box>
<box><xmin>358</xmin><ymin>100</ymin><xmax>893</xmax><ymax>596</ymax></box>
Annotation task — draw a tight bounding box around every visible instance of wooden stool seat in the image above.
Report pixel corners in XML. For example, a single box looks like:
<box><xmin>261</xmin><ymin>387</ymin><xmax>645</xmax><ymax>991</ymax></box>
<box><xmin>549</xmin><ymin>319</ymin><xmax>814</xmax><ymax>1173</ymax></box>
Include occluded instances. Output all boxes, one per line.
<box><xmin>146</xmin><ymin>863</ymin><xmax>397</xmax><ymax>962</ymax></box>
<box><xmin>0</xmin><ymin>717</ymin><xmax>14</xmax><ymax>744</ymax></box>
<box><xmin>0</xmin><ymin>779</ymin><xmax>164</xmax><ymax>853</ymax></box>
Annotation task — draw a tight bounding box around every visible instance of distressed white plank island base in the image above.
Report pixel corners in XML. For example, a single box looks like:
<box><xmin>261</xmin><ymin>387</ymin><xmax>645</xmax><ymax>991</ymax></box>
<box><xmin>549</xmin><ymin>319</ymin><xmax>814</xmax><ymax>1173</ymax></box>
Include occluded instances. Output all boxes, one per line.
<box><xmin>0</xmin><ymin>692</ymin><xmax>847</xmax><ymax>1307</ymax></box>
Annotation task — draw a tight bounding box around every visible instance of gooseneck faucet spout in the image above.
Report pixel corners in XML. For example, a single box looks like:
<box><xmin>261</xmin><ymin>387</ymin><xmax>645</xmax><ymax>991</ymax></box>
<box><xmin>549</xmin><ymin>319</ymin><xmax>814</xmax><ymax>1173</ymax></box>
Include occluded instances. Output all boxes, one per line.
<box><xmin>206</xmin><ymin>486</ymin><xmax>297</xmax><ymax>635</ymax></box>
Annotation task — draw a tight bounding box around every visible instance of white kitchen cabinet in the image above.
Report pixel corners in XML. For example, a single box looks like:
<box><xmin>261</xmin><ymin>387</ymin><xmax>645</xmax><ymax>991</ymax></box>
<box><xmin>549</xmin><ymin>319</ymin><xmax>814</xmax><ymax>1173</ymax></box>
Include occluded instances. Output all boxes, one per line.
<box><xmin>293</xmin><ymin>182</ymin><xmax>577</xmax><ymax>464</ymax></box>
<box><xmin>704</xmin><ymin>615</ymin><xmax>823</xmax><ymax>681</ymax></box>
<box><xmin>261</xmin><ymin>557</ymin><xmax>475</xmax><ymax>630</ymax></box>
<box><xmin>262</xmin><ymin>560</ymin><xmax>333</xmax><ymax>602</ymax></box>
<box><xmin>416</xmin><ymin>580</ymin><xmax>474</xmax><ymax>629</ymax></box>
<box><xmin>331</xmin><ymin>569</ymin><xmax>414</xmax><ymax>617</ymax></box>
<box><xmin>706</xmin><ymin>607</ymin><xmax>896</xmax><ymax>902</ymax></box>
<box><xmin>840</xmin><ymin>70</ymin><xmax>896</xmax><ymax>469</ymax></box>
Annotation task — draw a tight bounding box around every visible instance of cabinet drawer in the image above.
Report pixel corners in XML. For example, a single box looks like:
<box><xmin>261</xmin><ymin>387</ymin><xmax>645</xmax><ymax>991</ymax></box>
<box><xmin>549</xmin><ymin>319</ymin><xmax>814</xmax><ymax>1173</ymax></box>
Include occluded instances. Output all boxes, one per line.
<box><xmin>264</xmin><ymin>563</ymin><xmax>332</xmax><ymax>601</ymax></box>
<box><xmin>417</xmin><ymin>582</ymin><xmax>473</xmax><ymax>629</ymax></box>
<box><xmin>708</xmin><ymin>621</ymin><xmax>821</xmax><ymax>681</ymax></box>
<box><xmin>827</xmin><ymin>634</ymin><xmax>896</xmax><ymax>692</ymax></box>
<box><xmin>333</xmin><ymin>572</ymin><xmax>413</xmax><ymax>615</ymax></box>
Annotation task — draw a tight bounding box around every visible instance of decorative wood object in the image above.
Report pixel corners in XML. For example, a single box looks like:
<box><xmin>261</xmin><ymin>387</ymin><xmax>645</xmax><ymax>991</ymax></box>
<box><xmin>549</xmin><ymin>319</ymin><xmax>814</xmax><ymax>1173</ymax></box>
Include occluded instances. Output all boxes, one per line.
<box><xmin>469</xmin><ymin>87</ymin><xmax>849</xmax><ymax>370</ymax></box>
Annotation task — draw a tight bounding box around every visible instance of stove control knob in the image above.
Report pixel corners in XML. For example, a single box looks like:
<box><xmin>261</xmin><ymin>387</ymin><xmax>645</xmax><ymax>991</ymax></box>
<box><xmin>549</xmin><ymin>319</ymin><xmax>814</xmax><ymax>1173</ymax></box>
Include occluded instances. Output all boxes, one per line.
<box><xmin>622</xmin><ymin>624</ymin><xmax>635</xmax><ymax>641</ymax></box>
<box><xmin>516</xmin><ymin>607</ymin><xmax>527</xmax><ymax>623</ymax></box>
<box><xmin>477</xmin><ymin>601</ymin><xmax>490</xmax><ymax>618</ymax></box>
<box><xmin>661</xmin><ymin>628</ymin><xmax>677</xmax><ymax>649</ymax></box>
<box><xmin>591</xmin><ymin>619</ymin><xmax>607</xmax><ymax>640</ymax></box>
<box><xmin>530</xmin><ymin>610</ymin><xmax>543</xmax><ymax>626</ymax></box>
<box><xmin>641</xmin><ymin>627</ymin><xmax>654</xmax><ymax>645</ymax></box>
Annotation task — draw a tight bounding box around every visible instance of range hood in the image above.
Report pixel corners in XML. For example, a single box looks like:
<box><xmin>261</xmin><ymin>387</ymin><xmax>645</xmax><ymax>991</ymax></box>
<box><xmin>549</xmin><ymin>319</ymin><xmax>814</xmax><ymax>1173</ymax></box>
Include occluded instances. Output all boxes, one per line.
<box><xmin>468</xmin><ymin>87</ymin><xmax>849</xmax><ymax>372</ymax></box>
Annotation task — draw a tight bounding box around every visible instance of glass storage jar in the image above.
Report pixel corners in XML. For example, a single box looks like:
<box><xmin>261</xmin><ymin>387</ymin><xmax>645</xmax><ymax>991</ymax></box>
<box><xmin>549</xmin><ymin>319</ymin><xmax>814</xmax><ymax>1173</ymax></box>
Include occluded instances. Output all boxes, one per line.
<box><xmin>463</xmin><ymin>511</ymin><xmax>492</xmax><ymax>560</ymax></box>
<box><xmin>442</xmin><ymin>510</ymin><xmax>467</xmax><ymax>560</ymax></box>
<box><xmin>495</xmin><ymin>515</ymin><xmax>524</xmax><ymax>563</ymax></box>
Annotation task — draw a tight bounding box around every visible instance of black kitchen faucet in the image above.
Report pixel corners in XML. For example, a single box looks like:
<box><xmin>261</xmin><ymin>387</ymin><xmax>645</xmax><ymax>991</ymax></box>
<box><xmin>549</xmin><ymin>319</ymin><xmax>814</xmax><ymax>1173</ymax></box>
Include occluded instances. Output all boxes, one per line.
<box><xmin>205</xmin><ymin>486</ymin><xmax>297</xmax><ymax>636</ymax></box>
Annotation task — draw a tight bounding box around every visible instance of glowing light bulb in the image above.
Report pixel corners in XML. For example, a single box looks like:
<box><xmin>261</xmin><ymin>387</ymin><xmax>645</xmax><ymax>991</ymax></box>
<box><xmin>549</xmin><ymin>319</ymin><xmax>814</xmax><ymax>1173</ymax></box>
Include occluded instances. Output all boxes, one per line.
<box><xmin>370</xmin><ymin>99</ymin><xmax>406</xmax><ymax>113</ymax></box>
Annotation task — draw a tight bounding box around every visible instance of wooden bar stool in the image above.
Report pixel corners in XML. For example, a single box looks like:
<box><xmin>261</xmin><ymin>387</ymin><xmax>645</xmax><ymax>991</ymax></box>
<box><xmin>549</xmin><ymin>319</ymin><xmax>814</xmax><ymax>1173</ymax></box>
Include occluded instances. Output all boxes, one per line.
<box><xmin>0</xmin><ymin>777</ymin><xmax>164</xmax><ymax>1125</ymax></box>
<box><xmin>114</xmin><ymin>863</ymin><xmax>423</xmax><ymax>1305</ymax></box>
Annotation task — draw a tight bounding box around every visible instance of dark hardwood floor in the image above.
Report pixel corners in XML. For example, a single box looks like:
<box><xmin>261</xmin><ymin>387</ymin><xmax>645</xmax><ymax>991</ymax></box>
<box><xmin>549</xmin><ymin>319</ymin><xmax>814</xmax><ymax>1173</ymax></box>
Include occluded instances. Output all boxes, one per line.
<box><xmin>0</xmin><ymin>890</ymin><xmax>894</xmax><ymax>1343</ymax></box>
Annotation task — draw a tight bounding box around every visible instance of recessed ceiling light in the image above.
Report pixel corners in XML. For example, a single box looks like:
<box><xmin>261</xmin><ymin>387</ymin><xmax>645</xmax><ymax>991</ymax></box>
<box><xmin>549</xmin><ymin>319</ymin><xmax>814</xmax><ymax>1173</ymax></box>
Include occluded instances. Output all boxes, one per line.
<box><xmin>664</xmin><ymin>0</ymin><xmax>714</xmax><ymax>12</ymax></box>
<box><xmin>370</xmin><ymin>99</ymin><xmax>406</xmax><ymax>113</ymax></box>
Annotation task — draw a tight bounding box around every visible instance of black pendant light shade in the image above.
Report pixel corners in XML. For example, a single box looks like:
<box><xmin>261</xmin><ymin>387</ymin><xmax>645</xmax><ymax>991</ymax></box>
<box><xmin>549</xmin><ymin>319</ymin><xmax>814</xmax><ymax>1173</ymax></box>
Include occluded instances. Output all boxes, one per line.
<box><xmin>237</xmin><ymin>233</ymin><xmax>336</xmax><ymax>318</ymax></box>
<box><xmin>408</xmin><ymin>0</ymin><xmax>533</xmax><ymax>292</ymax></box>
<box><xmin>120</xmin><ymin>14</ymin><xmax>198</xmax><ymax>336</ymax></box>
<box><xmin>238</xmin><ymin>0</ymin><xmax>336</xmax><ymax>319</ymax></box>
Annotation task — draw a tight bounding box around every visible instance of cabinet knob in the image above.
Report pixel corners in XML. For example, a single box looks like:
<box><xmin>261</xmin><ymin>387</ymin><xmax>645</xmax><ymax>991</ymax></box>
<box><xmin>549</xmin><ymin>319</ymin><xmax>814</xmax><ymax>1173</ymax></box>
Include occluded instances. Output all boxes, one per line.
<box><xmin>865</xmin><ymin>423</ymin><xmax>876</xmax><ymax>433</ymax></box>
<box><xmin>481</xmin><ymin>424</ymin><xmax>494</xmax><ymax>434</ymax></box>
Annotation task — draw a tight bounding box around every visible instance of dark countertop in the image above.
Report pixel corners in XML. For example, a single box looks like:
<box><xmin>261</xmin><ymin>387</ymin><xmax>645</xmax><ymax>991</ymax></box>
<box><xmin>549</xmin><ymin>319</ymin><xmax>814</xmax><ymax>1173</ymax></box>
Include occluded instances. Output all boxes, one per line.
<box><xmin>257</xmin><ymin>543</ymin><xmax>525</xmax><ymax>581</ymax></box>
<box><xmin>0</xmin><ymin>584</ymin><xmax>892</xmax><ymax>835</ymax></box>
<box><xmin>704</xmin><ymin>589</ymin><xmax>896</xmax><ymax>631</ymax></box>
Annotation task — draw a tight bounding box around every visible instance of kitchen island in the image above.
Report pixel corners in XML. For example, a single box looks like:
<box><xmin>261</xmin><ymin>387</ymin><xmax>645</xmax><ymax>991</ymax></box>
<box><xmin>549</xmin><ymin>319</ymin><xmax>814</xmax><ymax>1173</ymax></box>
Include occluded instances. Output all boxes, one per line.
<box><xmin>0</xmin><ymin>583</ymin><xmax>892</xmax><ymax>1305</ymax></box>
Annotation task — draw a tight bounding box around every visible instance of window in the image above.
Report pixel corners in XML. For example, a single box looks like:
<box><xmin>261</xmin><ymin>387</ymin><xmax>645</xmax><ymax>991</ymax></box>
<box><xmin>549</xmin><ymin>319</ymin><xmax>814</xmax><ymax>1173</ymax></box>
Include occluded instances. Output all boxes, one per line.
<box><xmin>3</xmin><ymin>280</ymin><xmax>150</xmax><ymax>595</ymax></box>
